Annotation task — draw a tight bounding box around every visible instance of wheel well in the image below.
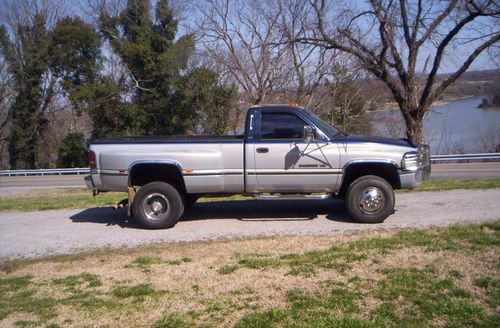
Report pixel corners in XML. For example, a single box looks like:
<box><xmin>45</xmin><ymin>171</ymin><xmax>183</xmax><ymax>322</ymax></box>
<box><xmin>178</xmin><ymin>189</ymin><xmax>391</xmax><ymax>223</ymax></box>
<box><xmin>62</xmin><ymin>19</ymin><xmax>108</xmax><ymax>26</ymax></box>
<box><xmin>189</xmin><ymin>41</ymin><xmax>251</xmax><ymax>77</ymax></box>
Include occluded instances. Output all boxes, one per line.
<box><xmin>129</xmin><ymin>163</ymin><xmax>186</xmax><ymax>192</ymax></box>
<box><xmin>339</xmin><ymin>163</ymin><xmax>400</xmax><ymax>197</ymax></box>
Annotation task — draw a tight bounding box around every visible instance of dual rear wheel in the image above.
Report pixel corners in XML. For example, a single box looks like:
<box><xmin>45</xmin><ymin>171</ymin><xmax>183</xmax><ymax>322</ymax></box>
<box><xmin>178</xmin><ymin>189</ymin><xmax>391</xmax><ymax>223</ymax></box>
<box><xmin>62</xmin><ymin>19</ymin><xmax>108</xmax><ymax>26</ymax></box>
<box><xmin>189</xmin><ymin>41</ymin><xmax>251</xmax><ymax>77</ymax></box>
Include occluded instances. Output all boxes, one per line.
<box><xmin>132</xmin><ymin>182</ymin><xmax>198</xmax><ymax>229</ymax></box>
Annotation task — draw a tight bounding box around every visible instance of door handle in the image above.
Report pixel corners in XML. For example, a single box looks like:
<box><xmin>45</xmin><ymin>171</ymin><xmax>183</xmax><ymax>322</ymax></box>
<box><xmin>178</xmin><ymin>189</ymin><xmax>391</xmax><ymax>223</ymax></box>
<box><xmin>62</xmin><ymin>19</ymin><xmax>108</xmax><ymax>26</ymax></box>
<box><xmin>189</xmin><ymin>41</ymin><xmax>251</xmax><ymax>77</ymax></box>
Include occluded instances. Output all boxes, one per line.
<box><xmin>256</xmin><ymin>147</ymin><xmax>269</xmax><ymax>153</ymax></box>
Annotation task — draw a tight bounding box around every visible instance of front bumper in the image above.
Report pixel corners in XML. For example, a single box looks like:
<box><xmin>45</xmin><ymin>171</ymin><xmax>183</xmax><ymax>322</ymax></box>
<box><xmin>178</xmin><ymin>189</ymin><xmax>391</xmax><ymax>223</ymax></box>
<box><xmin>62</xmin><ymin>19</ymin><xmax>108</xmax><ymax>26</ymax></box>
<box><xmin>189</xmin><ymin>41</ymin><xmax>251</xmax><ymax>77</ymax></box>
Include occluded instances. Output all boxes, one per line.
<box><xmin>399</xmin><ymin>168</ymin><xmax>423</xmax><ymax>189</ymax></box>
<box><xmin>84</xmin><ymin>175</ymin><xmax>94</xmax><ymax>189</ymax></box>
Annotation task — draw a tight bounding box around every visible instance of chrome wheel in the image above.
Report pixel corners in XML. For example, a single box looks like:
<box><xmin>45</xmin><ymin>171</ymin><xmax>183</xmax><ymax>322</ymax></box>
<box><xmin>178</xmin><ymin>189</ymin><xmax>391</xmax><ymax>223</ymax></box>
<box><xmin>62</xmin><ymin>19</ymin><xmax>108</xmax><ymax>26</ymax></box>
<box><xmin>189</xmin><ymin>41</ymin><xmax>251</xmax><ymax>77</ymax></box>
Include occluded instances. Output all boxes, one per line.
<box><xmin>358</xmin><ymin>187</ymin><xmax>385</xmax><ymax>214</ymax></box>
<box><xmin>142</xmin><ymin>193</ymin><xmax>170</xmax><ymax>221</ymax></box>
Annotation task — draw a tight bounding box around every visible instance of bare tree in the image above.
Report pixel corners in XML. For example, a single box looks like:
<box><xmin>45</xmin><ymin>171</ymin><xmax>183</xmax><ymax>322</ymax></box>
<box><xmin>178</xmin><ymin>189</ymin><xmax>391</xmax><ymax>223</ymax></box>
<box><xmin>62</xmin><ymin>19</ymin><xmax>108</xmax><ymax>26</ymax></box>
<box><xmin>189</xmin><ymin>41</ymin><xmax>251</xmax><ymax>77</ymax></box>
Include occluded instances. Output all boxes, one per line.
<box><xmin>269</xmin><ymin>0</ymin><xmax>333</xmax><ymax>109</ymax></box>
<box><xmin>297</xmin><ymin>0</ymin><xmax>500</xmax><ymax>144</ymax></box>
<box><xmin>195</xmin><ymin>0</ymin><xmax>291</xmax><ymax>105</ymax></box>
<box><xmin>0</xmin><ymin>59</ymin><xmax>13</xmax><ymax>169</ymax></box>
<box><xmin>0</xmin><ymin>0</ymin><xmax>68</xmax><ymax>31</ymax></box>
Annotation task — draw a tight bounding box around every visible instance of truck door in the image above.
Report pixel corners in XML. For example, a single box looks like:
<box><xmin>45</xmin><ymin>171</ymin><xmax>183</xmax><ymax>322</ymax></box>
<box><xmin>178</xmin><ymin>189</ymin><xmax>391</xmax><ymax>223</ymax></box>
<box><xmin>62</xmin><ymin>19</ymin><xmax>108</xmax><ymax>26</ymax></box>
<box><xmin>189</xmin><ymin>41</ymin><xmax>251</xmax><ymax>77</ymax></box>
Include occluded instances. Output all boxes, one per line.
<box><xmin>251</xmin><ymin>110</ymin><xmax>341</xmax><ymax>193</ymax></box>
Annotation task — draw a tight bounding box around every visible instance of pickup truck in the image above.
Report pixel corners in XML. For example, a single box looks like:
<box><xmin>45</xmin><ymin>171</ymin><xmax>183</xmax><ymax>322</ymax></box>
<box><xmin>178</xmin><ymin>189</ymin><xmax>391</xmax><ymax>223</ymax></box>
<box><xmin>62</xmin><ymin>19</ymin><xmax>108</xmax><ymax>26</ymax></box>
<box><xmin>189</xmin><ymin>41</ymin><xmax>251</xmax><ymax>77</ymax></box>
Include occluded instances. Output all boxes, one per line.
<box><xmin>85</xmin><ymin>104</ymin><xmax>430</xmax><ymax>229</ymax></box>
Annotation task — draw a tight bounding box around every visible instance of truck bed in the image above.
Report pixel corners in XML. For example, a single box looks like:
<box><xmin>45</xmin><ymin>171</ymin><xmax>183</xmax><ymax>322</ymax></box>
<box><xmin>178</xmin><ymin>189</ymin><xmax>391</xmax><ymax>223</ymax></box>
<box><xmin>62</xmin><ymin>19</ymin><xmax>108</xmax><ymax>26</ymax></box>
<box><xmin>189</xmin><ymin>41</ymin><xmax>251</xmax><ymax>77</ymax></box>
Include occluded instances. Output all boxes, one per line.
<box><xmin>89</xmin><ymin>137</ymin><xmax>245</xmax><ymax>194</ymax></box>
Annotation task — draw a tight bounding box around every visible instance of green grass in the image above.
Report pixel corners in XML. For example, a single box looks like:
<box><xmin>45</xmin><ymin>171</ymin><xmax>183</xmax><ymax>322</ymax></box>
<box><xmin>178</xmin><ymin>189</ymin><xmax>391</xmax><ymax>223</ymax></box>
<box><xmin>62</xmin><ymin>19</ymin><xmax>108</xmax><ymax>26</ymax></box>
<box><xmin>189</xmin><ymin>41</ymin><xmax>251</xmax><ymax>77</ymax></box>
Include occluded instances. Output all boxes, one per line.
<box><xmin>112</xmin><ymin>283</ymin><xmax>160</xmax><ymax>302</ymax></box>
<box><xmin>127</xmin><ymin>255</ymin><xmax>192</xmax><ymax>272</ymax></box>
<box><xmin>0</xmin><ymin>178</ymin><xmax>498</xmax><ymax>212</ymax></box>
<box><xmin>52</xmin><ymin>273</ymin><xmax>102</xmax><ymax>290</ymax></box>
<box><xmin>153</xmin><ymin>313</ymin><xmax>197</xmax><ymax>328</ymax></box>
<box><xmin>0</xmin><ymin>189</ymin><xmax>125</xmax><ymax>212</ymax></box>
<box><xmin>406</xmin><ymin>177</ymin><xmax>500</xmax><ymax>192</ymax></box>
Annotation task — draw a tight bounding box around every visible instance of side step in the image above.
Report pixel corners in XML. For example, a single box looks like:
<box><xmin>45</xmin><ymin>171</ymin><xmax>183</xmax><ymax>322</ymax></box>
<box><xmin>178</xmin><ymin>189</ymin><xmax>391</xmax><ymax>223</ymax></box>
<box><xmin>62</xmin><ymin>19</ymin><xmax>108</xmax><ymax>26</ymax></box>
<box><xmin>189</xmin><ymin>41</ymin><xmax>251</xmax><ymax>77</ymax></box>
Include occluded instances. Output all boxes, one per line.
<box><xmin>254</xmin><ymin>194</ymin><xmax>332</xmax><ymax>200</ymax></box>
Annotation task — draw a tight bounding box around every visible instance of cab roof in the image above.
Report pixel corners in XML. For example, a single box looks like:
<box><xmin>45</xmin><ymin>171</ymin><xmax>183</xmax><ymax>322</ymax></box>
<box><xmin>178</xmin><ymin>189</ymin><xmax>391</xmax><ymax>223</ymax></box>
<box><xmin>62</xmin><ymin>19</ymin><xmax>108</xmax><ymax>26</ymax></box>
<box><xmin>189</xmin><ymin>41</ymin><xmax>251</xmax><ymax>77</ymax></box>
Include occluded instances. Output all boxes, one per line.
<box><xmin>249</xmin><ymin>103</ymin><xmax>304</xmax><ymax>109</ymax></box>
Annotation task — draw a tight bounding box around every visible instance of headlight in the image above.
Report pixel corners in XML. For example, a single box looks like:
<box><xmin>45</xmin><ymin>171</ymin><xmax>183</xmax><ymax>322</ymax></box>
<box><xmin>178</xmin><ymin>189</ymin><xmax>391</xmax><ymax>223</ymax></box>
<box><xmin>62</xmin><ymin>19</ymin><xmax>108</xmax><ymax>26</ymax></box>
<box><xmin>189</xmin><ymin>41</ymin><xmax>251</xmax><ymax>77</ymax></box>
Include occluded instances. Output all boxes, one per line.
<box><xmin>401</xmin><ymin>151</ymin><xmax>419</xmax><ymax>171</ymax></box>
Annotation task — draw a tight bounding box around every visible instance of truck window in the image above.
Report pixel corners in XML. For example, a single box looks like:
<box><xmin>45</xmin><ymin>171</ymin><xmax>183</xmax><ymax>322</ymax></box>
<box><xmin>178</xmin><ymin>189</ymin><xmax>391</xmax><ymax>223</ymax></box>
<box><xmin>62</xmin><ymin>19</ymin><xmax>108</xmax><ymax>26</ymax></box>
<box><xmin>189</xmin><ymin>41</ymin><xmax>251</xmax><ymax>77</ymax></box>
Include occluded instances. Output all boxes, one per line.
<box><xmin>261</xmin><ymin>113</ymin><xmax>306</xmax><ymax>139</ymax></box>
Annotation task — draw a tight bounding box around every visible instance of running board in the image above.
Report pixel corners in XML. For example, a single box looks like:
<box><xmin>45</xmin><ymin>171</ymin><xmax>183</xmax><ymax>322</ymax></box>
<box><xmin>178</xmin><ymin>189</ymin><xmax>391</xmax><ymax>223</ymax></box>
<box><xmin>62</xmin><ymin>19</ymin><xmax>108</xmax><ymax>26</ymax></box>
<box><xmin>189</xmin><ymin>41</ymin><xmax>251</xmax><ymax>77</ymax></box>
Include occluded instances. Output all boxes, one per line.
<box><xmin>254</xmin><ymin>194</ymin><xmax>332</xmax><ymax>200</ymax></box>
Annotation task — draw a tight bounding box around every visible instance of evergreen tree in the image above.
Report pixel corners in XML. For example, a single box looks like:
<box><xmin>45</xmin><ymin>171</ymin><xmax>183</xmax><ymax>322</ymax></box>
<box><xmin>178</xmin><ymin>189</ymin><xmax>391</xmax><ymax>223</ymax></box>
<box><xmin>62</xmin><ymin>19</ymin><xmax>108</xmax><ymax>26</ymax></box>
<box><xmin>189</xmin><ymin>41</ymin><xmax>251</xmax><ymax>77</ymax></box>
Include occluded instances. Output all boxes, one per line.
<box><xmin>57</xmin><ymin>132</ymin><xmax>87</xmax><ymax>168</ymax></box>
<box><xmin>100</xmin><ymin>0</ymin><xmax>195</xmax><ymax>135</ymax></box>
<box><xmin>48</xmin><ymin>17</ymin><xmax>102</xmax><ymax>113</ymax></box>
<box><xmin>0</xmin><ymin>14</ymin><xmax>50</xmax><ymax>169</ymax></box>
<box><xmin>99</xmin><ymin>0</ymin><xmax>236</xmax><ymax>136</ymax></box>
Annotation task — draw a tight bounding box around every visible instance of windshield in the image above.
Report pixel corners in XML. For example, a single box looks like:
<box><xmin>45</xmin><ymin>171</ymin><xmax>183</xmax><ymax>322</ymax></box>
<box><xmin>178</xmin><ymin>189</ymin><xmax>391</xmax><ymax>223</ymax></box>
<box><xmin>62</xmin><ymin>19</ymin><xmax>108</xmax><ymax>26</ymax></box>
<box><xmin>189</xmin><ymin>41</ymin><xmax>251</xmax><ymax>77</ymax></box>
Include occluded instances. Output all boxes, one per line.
<box><xmin>301</xmin><ymin>108</ymin><xmax>341</xmax><ymax>139</ymax></box>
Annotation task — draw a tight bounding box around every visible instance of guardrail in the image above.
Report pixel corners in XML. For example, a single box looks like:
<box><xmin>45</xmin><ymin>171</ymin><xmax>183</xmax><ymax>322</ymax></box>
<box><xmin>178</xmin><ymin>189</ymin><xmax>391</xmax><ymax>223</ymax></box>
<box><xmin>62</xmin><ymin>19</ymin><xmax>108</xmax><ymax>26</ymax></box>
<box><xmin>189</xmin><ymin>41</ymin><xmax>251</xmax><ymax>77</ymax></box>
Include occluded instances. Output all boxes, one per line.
<box><xmin>0</xmin><ymin>168</ymin><xmax>90</xmax><ymax>176</ymax></box>
<box><xmin>0</xmin><ymin>152</ymin><xmax>499</xmax><ymax>176</ymax></box>
<box><xmin>430</xmin><ymin>153</ymin><xmax>500</xmax><ymax>163</ymax></box>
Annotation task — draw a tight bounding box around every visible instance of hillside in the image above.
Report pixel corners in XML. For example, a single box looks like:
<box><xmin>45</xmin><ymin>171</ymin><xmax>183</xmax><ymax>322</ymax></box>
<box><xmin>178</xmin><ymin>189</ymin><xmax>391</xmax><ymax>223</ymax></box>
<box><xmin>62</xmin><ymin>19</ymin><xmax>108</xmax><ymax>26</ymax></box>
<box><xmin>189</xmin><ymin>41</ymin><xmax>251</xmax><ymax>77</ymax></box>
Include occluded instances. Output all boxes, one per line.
<box><xmin>359</xmin><ymin>69</ymin><xmax>500</xmax><ymax>110</ymax></box>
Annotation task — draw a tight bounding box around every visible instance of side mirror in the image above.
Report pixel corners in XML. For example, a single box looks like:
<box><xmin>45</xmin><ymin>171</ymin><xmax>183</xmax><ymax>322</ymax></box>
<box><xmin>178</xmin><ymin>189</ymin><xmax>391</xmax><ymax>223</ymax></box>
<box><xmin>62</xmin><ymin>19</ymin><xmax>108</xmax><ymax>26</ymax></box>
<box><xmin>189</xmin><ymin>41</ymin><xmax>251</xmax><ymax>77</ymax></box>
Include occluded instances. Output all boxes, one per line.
<box><xmin>303</xmin><ymin>125</ymin><xmax>314</xmax><ymax>143</ymax></box>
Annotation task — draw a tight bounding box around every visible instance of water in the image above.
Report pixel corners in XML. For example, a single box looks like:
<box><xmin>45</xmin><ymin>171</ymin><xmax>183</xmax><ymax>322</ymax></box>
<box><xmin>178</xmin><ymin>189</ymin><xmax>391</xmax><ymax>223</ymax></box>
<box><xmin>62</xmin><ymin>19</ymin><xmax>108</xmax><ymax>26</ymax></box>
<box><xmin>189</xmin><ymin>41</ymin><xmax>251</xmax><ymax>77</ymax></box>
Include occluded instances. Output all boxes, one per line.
<box><xmin>369</xmin><ymin>96</ymin><xmax>500</xmax><ymax>154</ymax></box>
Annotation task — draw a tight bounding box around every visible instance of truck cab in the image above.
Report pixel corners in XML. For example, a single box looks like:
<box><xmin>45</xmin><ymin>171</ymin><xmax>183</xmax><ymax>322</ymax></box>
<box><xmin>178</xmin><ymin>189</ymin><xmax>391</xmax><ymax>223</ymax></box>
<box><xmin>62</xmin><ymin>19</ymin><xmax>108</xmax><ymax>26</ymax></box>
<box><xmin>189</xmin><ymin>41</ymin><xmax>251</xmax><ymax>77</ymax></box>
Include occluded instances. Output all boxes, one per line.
<box><xmin>244</xmin><ymin>105</ymin><xmax>342</xmax><ymax>194</ymax></box>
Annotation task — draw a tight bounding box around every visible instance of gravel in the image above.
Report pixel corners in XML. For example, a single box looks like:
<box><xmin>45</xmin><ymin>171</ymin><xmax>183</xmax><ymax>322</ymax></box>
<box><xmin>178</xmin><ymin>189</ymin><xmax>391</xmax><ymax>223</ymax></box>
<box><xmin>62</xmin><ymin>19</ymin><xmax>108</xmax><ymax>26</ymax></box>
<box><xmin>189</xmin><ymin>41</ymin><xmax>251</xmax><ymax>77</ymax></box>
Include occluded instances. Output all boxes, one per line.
<box><xmin>0</xmin><ymin>188</ymin><xmax>499</xmax><ymax>260</ymax></box>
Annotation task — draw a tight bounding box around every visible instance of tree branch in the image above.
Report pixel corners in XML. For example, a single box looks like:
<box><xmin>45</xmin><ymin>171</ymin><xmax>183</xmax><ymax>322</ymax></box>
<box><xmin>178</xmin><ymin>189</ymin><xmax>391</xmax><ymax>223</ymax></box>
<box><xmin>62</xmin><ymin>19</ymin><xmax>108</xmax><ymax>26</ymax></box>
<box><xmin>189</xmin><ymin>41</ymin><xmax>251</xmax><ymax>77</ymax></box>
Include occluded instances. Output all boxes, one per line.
<box><xmin>431</xmin><ymin>33</ymin><xmax>500</xmax><ymax>102</ymax></box>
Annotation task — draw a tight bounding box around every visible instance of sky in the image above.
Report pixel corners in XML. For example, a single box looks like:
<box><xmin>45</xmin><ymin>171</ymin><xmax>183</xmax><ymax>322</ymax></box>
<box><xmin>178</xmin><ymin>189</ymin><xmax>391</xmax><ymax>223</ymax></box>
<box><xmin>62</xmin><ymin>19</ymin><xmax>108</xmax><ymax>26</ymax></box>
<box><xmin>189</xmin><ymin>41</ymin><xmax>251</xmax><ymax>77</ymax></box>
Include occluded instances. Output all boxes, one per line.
<box><xmin>2</xmin><ymin>0</ymin><xmax>497</xmax><ymax>74</ymax></box>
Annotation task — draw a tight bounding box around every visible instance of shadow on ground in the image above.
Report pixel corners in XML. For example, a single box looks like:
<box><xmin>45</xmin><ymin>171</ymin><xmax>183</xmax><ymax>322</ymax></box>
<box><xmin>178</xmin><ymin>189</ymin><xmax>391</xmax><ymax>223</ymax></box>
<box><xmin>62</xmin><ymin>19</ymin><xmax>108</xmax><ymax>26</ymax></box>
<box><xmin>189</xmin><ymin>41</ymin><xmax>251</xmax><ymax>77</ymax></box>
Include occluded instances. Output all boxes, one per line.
<box><xmin>70</xmin><ymin>207</ymin><xmax>138</xmax><ymax>228</ymax></box>
<box><xmin>69</xmin><ymin>199</ymin><xmax>355</xmax><ymax>229</ymax></box>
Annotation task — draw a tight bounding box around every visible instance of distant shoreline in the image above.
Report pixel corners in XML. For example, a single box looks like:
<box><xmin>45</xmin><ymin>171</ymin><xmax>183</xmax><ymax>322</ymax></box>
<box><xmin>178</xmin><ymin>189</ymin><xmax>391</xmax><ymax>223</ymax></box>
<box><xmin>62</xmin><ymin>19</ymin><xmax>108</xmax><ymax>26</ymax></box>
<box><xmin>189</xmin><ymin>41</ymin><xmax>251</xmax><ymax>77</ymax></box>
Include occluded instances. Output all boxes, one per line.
<box><xmin>370</xmin><ymin>95</ymin><xmax>478</xmax><ymax>113</ymax></box>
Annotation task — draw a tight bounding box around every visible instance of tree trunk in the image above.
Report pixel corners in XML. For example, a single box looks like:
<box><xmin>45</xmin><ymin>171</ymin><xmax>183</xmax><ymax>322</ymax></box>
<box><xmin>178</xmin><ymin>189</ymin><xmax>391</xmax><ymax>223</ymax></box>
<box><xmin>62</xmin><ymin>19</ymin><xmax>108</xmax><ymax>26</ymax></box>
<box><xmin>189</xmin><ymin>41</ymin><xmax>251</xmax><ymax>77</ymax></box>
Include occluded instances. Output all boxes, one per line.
<box><xmin>405</xmin><ymin>116</ymin><xmax>425</xmax><ymax>145</ymax></box>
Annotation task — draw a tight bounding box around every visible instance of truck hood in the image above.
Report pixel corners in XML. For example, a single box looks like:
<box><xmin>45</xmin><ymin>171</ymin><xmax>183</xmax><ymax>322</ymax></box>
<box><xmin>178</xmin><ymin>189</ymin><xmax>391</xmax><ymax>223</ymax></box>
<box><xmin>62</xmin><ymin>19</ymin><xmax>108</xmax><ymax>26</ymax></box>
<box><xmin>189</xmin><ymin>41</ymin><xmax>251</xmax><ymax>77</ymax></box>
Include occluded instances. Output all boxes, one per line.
<box><xmin>336</xmin><ymin>135</ymin><xmax>414</xmax><ymax>148</ymax></box>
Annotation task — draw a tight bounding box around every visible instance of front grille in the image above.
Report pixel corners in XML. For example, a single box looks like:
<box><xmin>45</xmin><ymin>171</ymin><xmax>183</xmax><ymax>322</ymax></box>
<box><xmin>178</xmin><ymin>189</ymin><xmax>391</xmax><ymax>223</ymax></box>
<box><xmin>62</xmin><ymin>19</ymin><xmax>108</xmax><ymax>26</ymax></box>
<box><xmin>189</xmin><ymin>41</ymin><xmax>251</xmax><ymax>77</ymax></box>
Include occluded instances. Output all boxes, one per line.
<box><xmin>402</xmin><ymin>152</ymin><xmax>419</xmax><ymax>170</ymax></box>
<box><xmin>417</xmin><ymin>144</ymin><xmax>431</xmax><ymax>180</ymax></box>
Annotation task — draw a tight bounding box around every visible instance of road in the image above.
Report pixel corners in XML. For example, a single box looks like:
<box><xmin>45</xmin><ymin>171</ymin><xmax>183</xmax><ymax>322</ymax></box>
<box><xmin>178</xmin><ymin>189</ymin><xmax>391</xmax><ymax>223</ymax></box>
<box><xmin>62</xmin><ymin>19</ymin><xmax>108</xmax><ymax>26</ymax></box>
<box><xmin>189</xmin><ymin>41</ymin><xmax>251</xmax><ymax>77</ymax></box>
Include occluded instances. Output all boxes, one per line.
<box><xmin>0</xmin><ymin>188</ymin><xmax>498</xmax><ymax>259</ymax></box>
<box><xmin>0</xmin><ymin>175</ymin><xmax>85</xmax><ymax>195</ymax></box>
<box><xmin>0</xmin><ymin>163</ymin><xmax>498</xmax><ymax>194</ymax></box>
<box><xmin>430</xmin><ymin>162</ymin><xmax>500</xmax><ymax>179</ymax></box>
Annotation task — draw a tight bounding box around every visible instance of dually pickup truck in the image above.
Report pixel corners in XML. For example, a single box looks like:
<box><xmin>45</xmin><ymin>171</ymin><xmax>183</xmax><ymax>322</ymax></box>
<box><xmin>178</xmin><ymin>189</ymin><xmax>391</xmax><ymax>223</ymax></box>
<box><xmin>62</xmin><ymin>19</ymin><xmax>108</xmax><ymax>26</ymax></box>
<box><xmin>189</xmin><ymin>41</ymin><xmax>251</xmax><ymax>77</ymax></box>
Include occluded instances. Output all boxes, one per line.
<box><xmin>85</xmin><ymin>104</ymin><xmax>430</xmax><ymax>229</ymax></box>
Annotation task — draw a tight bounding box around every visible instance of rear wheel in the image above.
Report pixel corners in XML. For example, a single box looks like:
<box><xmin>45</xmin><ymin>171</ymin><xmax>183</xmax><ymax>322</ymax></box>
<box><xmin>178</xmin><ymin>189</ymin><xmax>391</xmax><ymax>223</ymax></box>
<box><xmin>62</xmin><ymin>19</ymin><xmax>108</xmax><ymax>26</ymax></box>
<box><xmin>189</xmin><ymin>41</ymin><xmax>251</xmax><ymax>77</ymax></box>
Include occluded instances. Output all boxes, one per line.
<box><xmin>132</xmin><ymin>182</ymin><xmax>184</xmax><ymax>229</ymax></box>
<box><xmin>345</xmin><ymin>175</ymin><xmax>395</xmax><ymax>223</ymax></box>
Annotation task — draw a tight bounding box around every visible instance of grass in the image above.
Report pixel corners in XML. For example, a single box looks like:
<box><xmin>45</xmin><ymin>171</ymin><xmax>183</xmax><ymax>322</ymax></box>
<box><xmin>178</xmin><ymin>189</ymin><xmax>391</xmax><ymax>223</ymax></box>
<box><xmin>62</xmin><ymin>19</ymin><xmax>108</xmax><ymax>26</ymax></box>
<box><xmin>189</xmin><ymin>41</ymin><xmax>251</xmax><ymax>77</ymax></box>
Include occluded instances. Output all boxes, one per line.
<box><xmin>126</xmin><ymin>255</ymin><xmax>192</xmax><ymax>273</ymax></box>
<box><xmin>0</xmin><ymin>188</ymin><xmax>125</xmax><ymax>212</ymax></box>
<box><xmin>404</xmin><ymin>177</ymin><xmax>500</xmax><ymax>192</ymax></box>
<box><xmin>0</xmin><ymin>178</ymin><xmax>498</xmax><ymax>212</ymax></box>
<box><xmin>0</xmin><ymin>221</ymin><xmax>498</xmax><ymax>327</ymax></box>
<box><xmin>112</xmin><ymin>283</ymin><xmax>159</xmax><ymax>301</ymax></box>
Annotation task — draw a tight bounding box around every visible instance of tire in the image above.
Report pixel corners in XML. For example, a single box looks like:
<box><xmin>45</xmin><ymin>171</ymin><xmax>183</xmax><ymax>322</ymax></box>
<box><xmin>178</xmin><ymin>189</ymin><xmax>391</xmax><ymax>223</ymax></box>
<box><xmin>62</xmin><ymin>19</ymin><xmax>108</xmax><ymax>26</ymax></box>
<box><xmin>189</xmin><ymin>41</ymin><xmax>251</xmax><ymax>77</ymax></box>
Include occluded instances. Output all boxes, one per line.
<box><xmin>132</xmin><ymin>182</ymin><xmax>184</xmax><ymax>229</ymax></box>
<box><xmin>345</xmin><ymin>175</ymin><xmax>395</xmax><ymax>223</ymax></box>
<box><xmin>184</xmin><ymin>194</ymin><xmax>199</xmax><ymax>209</ymax></box>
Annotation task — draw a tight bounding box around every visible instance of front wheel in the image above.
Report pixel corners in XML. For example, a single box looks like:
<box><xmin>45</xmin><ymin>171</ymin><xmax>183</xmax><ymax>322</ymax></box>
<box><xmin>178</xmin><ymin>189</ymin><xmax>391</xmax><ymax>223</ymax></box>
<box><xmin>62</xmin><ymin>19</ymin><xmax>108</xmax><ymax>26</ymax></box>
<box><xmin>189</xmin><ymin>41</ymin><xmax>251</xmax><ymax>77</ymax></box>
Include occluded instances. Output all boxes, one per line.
<box><xmin>132</xmin><ymin>182</ymin><xmax>184</xmax><ymax>229</ymax></box>
<box><xmin>345</xmin><ymin>175</ymin><xmax>395</xmax><ymax>223</ymax></box>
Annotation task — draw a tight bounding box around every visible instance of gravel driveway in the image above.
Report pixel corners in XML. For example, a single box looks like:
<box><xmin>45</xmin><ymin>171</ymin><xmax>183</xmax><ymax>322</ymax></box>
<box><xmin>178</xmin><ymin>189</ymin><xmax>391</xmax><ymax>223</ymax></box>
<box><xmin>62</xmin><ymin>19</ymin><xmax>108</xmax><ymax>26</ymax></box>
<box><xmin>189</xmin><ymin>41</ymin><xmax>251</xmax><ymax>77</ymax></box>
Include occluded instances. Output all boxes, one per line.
<box><xmin>1</xmin><ymin>188</ymin><xmax>499</xmax><ymax>260</ymax></box>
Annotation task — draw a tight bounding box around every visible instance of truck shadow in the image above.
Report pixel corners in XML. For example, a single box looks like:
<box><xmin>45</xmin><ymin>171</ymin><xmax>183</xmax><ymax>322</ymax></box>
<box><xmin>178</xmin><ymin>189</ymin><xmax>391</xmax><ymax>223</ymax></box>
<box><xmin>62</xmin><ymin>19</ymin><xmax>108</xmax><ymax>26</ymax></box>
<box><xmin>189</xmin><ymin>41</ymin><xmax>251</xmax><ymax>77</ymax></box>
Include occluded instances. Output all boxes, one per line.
<box><xmin>69</xmin><ymin>199</ymin><xmax>356</xmax><ymax>228</ymax></box>
<box><xmin>182</xmin><ymin>199</ymin><xmax>353</xmax><ymax>222</ymax></box>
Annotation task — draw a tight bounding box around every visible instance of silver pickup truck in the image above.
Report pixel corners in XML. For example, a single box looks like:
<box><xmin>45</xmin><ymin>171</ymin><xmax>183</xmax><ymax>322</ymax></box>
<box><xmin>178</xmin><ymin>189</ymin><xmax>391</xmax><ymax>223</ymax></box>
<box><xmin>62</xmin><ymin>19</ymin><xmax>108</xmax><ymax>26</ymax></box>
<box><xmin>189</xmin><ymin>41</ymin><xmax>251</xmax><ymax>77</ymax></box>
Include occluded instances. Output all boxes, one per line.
<box><xmin>85</xmin><ymin>104</ymin><xmax>430</xmax><ymax>229</ymax></box>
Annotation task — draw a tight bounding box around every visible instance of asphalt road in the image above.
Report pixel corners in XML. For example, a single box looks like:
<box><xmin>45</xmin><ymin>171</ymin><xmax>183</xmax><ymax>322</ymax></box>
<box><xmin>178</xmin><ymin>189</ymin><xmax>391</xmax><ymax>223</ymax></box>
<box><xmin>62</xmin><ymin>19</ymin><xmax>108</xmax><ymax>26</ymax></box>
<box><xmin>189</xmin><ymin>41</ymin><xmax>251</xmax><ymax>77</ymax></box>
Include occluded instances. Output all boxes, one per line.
<box><xmin>0</xmin><ymin>188</ymin><xmax>498</xmax><ymax>259</ymax></box>
<box><xmin>430</xmin><ymin>162</ymin><xmax>500</xmax><ymax>179</ymax></box>
<box><xmin>0</xmin><ymin>175</ymin><xmax>85</xmax><ymax>195</ymax></box>
<box><xmin>0</xmin><ymin>175</ymin><xmax>86</xmax><ymax>188</ymax></box>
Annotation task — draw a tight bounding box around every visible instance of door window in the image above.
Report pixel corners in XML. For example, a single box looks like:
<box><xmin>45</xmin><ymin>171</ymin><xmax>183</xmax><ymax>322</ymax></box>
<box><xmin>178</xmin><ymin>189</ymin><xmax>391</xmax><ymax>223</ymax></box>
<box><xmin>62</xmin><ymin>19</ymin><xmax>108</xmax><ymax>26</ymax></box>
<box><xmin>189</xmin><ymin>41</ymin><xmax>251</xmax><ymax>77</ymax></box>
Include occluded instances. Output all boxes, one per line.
<box><xmin>261</xmin><ymin>113</ymin><xmax>306</xmax><ymax>140</ymax></box>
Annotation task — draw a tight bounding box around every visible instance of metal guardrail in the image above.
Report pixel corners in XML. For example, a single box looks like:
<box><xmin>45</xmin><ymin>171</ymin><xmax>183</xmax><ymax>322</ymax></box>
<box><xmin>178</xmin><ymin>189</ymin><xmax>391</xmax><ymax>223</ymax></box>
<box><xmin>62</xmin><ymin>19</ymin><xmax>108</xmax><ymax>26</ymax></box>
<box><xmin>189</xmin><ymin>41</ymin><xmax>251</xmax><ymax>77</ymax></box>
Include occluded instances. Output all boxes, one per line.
<box><xmin>0</xmin><ymin>168</ymin><xmax>90</xmax><ymax>176</ymax></box>
<box><xmin>0</xmin><ymin>152</ymin><xmax>498</xmax><ymax>176</ymax></box>
<box><xmin>430</xmin><ymin>153</ymin><xmax>500</xmax><ymax>163</ymax></box>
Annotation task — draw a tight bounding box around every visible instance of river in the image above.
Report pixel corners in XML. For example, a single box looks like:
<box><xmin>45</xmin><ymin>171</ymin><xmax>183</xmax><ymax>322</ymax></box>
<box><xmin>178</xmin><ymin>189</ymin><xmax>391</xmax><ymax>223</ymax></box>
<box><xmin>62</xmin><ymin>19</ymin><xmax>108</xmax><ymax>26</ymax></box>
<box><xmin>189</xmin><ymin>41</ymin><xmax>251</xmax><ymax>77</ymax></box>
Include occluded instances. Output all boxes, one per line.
<box><xmin>369</xmin><ymin>96</ymin><xmax>500</xmax><ymax>154</ymax></box>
